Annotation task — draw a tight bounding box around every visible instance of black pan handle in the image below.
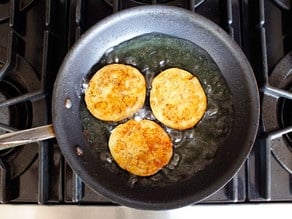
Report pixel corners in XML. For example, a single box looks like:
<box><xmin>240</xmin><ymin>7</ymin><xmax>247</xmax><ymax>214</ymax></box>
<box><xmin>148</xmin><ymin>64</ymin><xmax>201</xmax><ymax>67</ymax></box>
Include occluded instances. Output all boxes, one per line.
<box><xmin>0</xmin><ymin>124</ymin><xmax>55</xmax><ymax>150</ymax></box>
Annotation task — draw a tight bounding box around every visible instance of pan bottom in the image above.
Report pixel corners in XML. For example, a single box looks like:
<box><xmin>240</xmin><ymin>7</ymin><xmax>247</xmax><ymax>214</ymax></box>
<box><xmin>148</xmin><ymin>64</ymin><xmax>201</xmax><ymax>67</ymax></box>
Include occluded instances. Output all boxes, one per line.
<box><xmin>80</xmin><ymin>33</ymin><xmax>233</xmax><ymax>187</ymax></box>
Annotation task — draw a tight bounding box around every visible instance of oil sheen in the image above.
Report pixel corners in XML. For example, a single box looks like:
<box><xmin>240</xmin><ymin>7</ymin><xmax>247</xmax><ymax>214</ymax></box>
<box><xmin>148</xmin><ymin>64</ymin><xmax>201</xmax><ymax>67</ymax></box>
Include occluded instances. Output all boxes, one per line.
<box><xmin>80</xmin><ymin>33</ymin><xmax>233</xmax><ymax>187</ymax></box>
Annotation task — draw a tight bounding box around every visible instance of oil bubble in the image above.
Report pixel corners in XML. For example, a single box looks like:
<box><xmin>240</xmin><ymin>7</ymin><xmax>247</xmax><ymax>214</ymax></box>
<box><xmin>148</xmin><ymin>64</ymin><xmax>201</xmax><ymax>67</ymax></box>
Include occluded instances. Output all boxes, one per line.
<box><xmin>184</xmin><ymin>129</ymin><xmax>195</xmax><ymax>139</ymax></box>
<box><xmin>167</xmin><ymin>129</ymin><xmax>183</xmax><ymax>144</ymax></box>
<box><xmin>141</xmin><ymin>65</ymin><xmax>150</xmax><ymax>73</ymax></box>
<box><xmin>167</xmin><ymin>153</ymin><xmax>180</xmax><ymax>170</ymax></box>
<box><xmin>206</xmin><ymin>84</ymin><xmax>213</xmax><ymax>94</ymax></box>
<box><xmin>106</xmin><ymin>54</ymin><xmax>114</xmax><ymax>63</ymax></box>
<box><xmin>145</xmin><ymin>71</ymin><xmax>155</xmax><ymax>87</ymax></box>
<box><xmin>206</xmin><ymin>99</ymin><xmax>219</xmax><ymax>117</ymax></box>
<box><xmin>100</xmin><ymin>151</ymin><xmax>113</xmax><ymax>164</ymax></box>
<box><xmin>134</xmin><ymin>107</ymin><xmax>155</xmax><ymax>121</ymax></box>
<box><xmin>81</xmin><ymin>81</ymin><xmax>89</xmax><ymax>94</ymax></box>
<box><xmin>159</xmin><ymin>59</ymin><xmax>169</xmax><ymax>68</ymax></box>
<box><xmin>150</xmin><ymin>174</ymin><xmax>163</xmax><ymax>182</ymax></box>
<box><xmin>124</xmin><ymin>56</ymin><xmax>137</xmax><ymax>66</ymax></box>
<box><xmin>65</xmin><ymin>98</ymin><xmax>72</xmax><ymax>109</ymax></box>
<box><xmin>127</xmin><ymin>175</ymin><xmax>138</xmax><ymax>188</ymax></box>
<box><xmin>114</xmin><ymin>56</ymin><xmax>119</xmax><ymax>63</ymax></box>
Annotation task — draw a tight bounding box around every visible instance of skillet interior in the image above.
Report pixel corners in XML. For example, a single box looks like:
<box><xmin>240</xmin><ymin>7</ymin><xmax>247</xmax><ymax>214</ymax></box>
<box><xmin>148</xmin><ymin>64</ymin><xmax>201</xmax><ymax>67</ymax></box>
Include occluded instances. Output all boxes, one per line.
<box><xmin>52</xmin><ymin>5</ymin><xmax>259</xmax><ymax>210</ymax></box>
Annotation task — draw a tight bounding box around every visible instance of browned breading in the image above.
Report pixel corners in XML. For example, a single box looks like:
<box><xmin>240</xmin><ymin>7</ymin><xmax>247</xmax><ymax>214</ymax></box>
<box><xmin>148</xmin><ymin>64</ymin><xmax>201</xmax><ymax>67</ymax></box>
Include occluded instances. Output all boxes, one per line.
<box><xmin>108</xmin><ymin>119</ymin><xmax>173</xmax><ymax>176</ymax></box>
<box><xmin>150</xmin><ymin>68</ymin><xmax>207</xmax><ymax>130</ymax></box>
<box><xmin>85</xmin><ymin>64</ymin><xmax>146</xmax><ymax>121</ymax></box>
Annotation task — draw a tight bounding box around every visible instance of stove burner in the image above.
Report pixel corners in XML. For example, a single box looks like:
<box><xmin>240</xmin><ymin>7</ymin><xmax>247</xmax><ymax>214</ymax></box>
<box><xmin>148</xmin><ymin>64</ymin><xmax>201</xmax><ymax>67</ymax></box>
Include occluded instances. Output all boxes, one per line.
<box><xmin>0</xmin><ymin>55</ymin><xmax>46</xmax><ymax>179</ymax></box>
<box><xmin>0</xmin><ymin>79</ymin><xmax>31</xmax><ymax>157</ymax></box>
<box><xmin>0</xmin><ymin>92</ymin><xmax>14</xmax><ymax>157</ymax></box>
<box><xmin>0</xmin><ymin>77</ymin><xmax>35</xmax><ymax>178</ymax></box>
<box><xmin>262</xmin><ymin>51</ymin><xmax>292</xmax><ymax>173</ymax></box>
<box><xmin>0</xmin><ymin>92</ymin><xmax>9</xmax><ymax>135</ymax></box>
<box><xmin>280</xmin><ymin>88</ymin><xmax>292</xmax><ymax>146</ymax></box>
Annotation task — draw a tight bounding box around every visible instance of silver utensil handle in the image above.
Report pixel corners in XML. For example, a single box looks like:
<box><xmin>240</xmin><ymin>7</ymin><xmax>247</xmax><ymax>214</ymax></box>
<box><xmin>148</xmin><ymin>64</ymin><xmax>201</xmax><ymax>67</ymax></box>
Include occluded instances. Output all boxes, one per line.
<box><xmin>0</xmin><ymin>124</ymin><xmax>55</xmax><ymax>150</ymax></box>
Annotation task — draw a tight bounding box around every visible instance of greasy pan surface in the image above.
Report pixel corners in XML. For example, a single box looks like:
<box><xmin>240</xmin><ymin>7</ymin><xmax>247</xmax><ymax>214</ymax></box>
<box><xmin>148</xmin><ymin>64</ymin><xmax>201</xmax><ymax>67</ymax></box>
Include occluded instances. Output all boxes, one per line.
<box><xmin>52</xmin><ymin>5</ymin><xmax>259</xmax><ymax>210</ymax></box>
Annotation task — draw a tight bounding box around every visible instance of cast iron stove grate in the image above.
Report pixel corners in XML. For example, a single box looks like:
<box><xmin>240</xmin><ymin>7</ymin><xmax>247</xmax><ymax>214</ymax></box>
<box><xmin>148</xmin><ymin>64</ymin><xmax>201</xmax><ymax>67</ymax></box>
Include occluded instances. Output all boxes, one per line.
<box><xmin>0</xmin><ymin>0</ymin><xmax>292</xmax><ymax>205</ymax></box>
<box><xmin>0</xmin><ymin>0</ymin><xmax>67</xmax><ymax>203</ymax></box>
<box><xmin>247</xmin><ymin>0</ymin><xmax>292</xmax><ymax>201</ymax></box>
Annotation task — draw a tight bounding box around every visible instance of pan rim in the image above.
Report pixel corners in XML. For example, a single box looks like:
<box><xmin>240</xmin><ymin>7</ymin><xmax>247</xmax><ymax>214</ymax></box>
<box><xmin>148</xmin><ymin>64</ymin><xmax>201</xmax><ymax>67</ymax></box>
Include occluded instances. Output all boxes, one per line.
<box><xmin>52</xmin><ymin>5</ymin><xmax>260</xmax><ymax>210</ymax></box>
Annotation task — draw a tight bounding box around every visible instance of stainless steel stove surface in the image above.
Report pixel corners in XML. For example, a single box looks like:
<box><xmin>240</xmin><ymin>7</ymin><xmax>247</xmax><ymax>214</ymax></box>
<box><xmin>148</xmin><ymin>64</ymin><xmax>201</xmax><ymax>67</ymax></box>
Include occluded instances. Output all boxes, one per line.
<box><xmin>0</xmin><ymin>0</ymin><xmax>291</xmax><ymax>208</ymax></box>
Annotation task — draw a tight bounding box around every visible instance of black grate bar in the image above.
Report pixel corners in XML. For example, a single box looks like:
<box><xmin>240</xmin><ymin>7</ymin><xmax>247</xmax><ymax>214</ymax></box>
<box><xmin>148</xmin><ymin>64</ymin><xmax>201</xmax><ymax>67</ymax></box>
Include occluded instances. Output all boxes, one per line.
<box><xmin>257</xmin><ymin>0</ymin><xmax>271</xmax><ymax>201</ymax></box>
<box><xmin>36</xmin><ymin>27</ymin><xmax>52</xmax><ymax>204</ymax></box>
<box><xmin>273</xmin><ymin>0</ymin><xmax>291</xmax><ymax>10</ymax></box>
<box><xmin>0</xmin><ymin>90</ymin><xmax>45</xmax><ymax>107</ymax></box>
<box><xmin>259</xmin><ymin>138</ymin><xmax>271</xmax><ymax>200</ymax></box>
<box><xmin>267</xmin><ymin>126</ymin><xmax>292</xmax><ymax>141</ymax></box>
<box><xmin>0</xmin><ymin>160</ymin><xmax>6</xmax><ymax>203</ymax></box>
<box><xmin>38</xmin><ymin>141</ymin><xmax>49</xmax><ymax>204</ymax></box>
<box><xmin>226</xmin><ymin>0</ymin><xmax>242</xmax><ymax>46</ymax></box>
<box><xmin>227</xmin><ymin>176</ymin><xmax>239</xmax><ymax>202</ymax></box>
<box><xmin>9</xmin><ymin>0</ymin><xmax>26</xmax><ymax>34</ymax></box>
<box><xmin>9</xmin><ymin>0</ymin><xmax>17</xmax><ymax>27</ymax></box>
<box><xmin>75</xmin><ymin>0</ymin><xmax>82</xmax><ymax>40</ymax></box>
<box><xmin>240</xmin><ymin>0</ymin><xmax>250</xmax><ymax>55</ymax></box>
<box><xmin>59</xmin><ymin>158</ymin><xmax>64</xmax><ymax>202</ymax></box>
<box><xmin>256</xmin><ymin>0</ymin><xmax>265</xmax><ymax>29</ymax></box>
<box><xmin>259</xmin><ymin>28</ymin><xmax>269</xmax><ymax>84</ymax></box>
<box><xmin>257</xmin><ymin>0</ymin><xmax>270</xmax><ymax>200</ymax></box>
<box><xmin>226</xmin><ymin>0</ymin><xmax>234</xmax><ymax>38</ymax></box>
<box><xmin>224</xmin><ymin>0</ymin><xmax>243</xmax><ymax>202</ymax></box>
<box><xmin>194</xmin><ymin>0</ymin><xmax>206</xmax><ymax>9</ymax></box>
<box><xmin>41</xmin><ymin>31</ymin><xmax>50</xmax><ymax>91</ymax></box>
<box><xmin>72</xmin><ymin>173</ymin><xmax>83</xmax><ymax>202</ymax></box>
<box><xmin>0</xmin><ymin>2</ymin><xmax>9</xmax><ymax>23</ymax></box>
<box><xmin>113</xmin><ymin>0</ymin><xmax>119</xmax><ymax>13</ymax></box>
<box><xmin>39</xmin><ymin>0</ymin><xmax>70</xmax><ymax>200</ymax></box>
<box><xmin>19</xmin><ymin>0</ymin><xmax>38</xmax><ymax>12</ymax></box>
<box><xmin>262</xmin><ymin>85</ymin><xmax>292</xmax><ymax>100</ymax></box>
<box><xmin>189</xmin><ymin>0</ymin><xmax>195</xmax><ymax>10</ymax></box>
<box><xmin>76</xmin><ymin>0</ymin><xmax>82</xmax><ymax>26</ymax></box>
<box><xmin>0</xmin><ymin>31</ymin><xmax>17</xmax><ymax>81</ymax></box>
<box><xmin>67</xmin><ymin>0</ymin><xmax>80</xmax><ymax>48</ymax></box>
<box><xmin>0</xmin><ymin>123</ymin><xmax>17</xmax><ymax>132</ymax></box>
<box><xmin>45</xmin><ymin>0</ymin><xmax>51</xmax><ymax>27</ymax></box>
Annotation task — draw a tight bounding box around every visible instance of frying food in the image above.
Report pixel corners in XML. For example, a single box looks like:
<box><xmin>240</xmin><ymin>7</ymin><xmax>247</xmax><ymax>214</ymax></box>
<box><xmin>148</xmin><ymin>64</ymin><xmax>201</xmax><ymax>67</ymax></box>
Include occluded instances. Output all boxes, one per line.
<box><xmin>108</xmin><ymin>119</ymin><xmax>173</xmax><ymax>176</ymax></box>
<box><xmin>150</xmin><ymin>68</ymin><xmax>207</xmax><ymax>130</ymax></box>
<box><xmin>85</xmin><ymin>64</ymin><xmax>146</xmax><ymax>121</ymax></box>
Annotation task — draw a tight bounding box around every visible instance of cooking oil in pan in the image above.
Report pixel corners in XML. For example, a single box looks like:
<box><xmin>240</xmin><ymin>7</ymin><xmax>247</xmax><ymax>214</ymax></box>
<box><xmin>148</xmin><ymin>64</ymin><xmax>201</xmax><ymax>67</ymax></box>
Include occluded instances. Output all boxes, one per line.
<box><xmin>80</xmin><ymin>33</ymin><xmax>233</xmax><ymax>187</ymax></box>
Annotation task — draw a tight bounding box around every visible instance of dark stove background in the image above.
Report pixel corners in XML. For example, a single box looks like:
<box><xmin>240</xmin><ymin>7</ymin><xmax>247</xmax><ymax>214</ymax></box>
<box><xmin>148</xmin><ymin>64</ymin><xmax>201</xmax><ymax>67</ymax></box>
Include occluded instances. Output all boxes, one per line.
<box><xmin>0</xmin><ymin>0</ymin><xmax>291</xmax><ymax>205</ymax></box>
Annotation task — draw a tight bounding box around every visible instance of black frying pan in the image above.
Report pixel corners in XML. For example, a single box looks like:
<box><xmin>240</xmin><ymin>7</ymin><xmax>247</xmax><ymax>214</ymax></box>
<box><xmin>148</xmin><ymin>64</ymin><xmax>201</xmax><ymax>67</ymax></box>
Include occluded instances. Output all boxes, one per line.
<box><xmin>0</xmin><ymin>6</ymin><xmax>259</xmax><ymax>209</ymax></box>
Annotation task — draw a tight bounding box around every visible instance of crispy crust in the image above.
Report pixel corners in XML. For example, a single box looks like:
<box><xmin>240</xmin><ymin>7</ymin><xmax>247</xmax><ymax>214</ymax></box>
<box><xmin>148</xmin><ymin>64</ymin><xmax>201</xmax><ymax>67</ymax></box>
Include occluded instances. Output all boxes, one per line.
<box><xmin>85</xmin><ymin>64</ymin><xmax>146</xmax><ymax>121</ymax></box>
<box><xmin>150</xmin><ymin>68</ymin><xmax>207</xmax><ymax>130</ymax></box>
<box><xmin>108</xmin><ymin>119</ymin><xmax>173</xmax><ymax>176</ymax></box>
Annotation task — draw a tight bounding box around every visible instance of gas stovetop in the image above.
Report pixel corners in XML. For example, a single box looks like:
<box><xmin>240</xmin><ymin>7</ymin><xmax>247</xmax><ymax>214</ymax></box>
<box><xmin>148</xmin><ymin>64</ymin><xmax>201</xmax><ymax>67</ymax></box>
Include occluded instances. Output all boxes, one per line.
<box><xmin>0</xmin><ymin>0</ymin><xmax>291</xmax><ymax>205</ymax></box>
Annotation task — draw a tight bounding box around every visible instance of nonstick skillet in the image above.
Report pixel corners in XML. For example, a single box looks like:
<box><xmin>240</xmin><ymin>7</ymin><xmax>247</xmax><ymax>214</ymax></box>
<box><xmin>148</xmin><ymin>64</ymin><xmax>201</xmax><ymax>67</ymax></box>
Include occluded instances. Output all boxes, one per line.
<box><xmin>0</xmin><ymin>6</ymin><xmax>259</xmax><ymax>210</ymax></box>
